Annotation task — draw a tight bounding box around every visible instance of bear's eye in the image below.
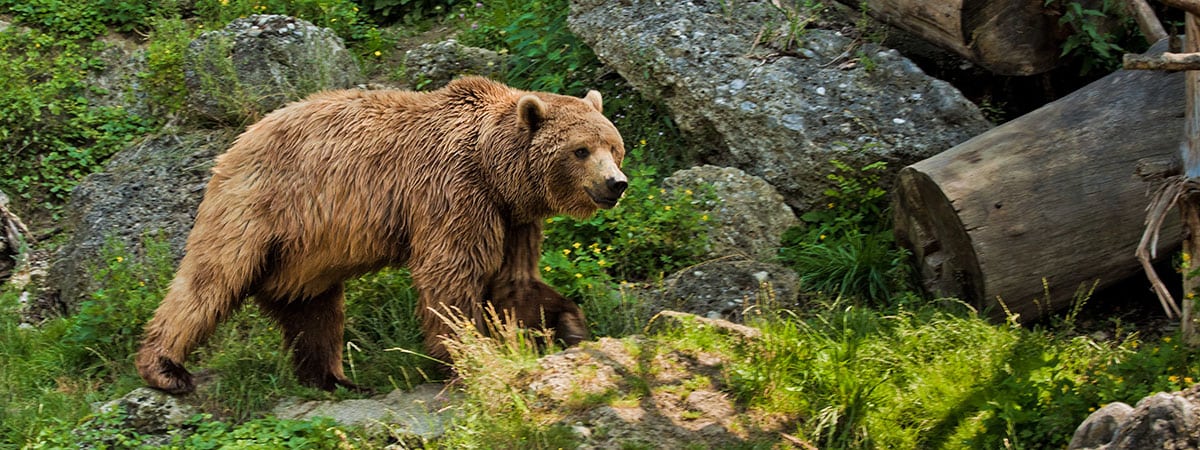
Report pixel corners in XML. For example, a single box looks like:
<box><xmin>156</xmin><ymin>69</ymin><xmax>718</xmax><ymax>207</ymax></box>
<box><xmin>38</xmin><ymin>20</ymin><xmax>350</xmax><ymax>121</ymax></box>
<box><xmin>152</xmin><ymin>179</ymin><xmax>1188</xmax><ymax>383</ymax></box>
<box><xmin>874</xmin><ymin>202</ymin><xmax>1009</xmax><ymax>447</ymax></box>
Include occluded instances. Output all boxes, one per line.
<box><xmin>573</xmin><ymin>147</ymin><xmax>590</xmax><ymax>159</ymax></box>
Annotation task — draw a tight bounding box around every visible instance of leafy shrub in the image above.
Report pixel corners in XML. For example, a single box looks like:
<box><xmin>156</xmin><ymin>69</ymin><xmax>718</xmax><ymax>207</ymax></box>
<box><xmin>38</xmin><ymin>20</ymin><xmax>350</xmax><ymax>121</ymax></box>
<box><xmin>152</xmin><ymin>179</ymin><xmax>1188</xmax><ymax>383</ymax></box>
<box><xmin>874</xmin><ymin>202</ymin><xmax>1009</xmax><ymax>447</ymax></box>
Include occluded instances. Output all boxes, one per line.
<box><xmin>778</xmin><ymin>159</ymin><xmax>912</xmax><ymax>304</ymax></box>
<box><xmin>0</xmin><ymin>29</ymin><xmax>151</xmax><ymax>213</ymax></box>
<box><xmin>1043</xmin><ymin>0</ymin><xmax>1146</xmax><ymax>75</ymax></box>
<box><xmin>140</xmin><ymin>16</ymin><xmax>196</xmax><ymax>118</ymax></box>
<box><xmin>0</xmin><ymin>0</ymin><xmax>168</xmax><ymax>39</ymax></box>
<box><xmin>459</xmin><ymin>0</ymin><xmax>599</xmax><ymax>93</ymax></box>
<box><xmin>65</xmin><ymin>234</ymin><xmax>175</xmax><ymax>375</ymax></box>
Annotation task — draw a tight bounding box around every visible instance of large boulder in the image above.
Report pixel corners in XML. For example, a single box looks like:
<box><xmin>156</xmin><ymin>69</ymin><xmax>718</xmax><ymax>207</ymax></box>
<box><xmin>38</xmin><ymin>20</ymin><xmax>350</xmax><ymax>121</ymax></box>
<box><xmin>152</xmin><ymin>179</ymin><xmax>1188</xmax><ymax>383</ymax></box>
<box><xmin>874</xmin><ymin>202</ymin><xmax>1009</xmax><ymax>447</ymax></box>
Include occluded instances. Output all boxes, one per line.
<box><xmin>403</xmin><ymin>39</ymin><xmax>507</xmax><ymax>90</ymax></box>
<box><xmin>273</xmin><ymin>383</ymin><xmax>458</xmax><ymax>441</ymax></box>
<box><xmin>1069</xmin><ymin>385</ymin><xmax>1200</xmax><ymax>449</ymax></box>
<box><xmin>661</xmin><ymin>165</ymin><xmax>797</xmax><ymax>261</ymax></box>
<box><xmin>40</xmin><ymin>131</ymin><xmax>233</xmax><ymax>319</ymax></box>
<box><xmin>650</xmin><ymin>257</ymin><xmax>800</xmax><ymax>323</ymax></box>
<box><xmin>568</xmin><ymin>0</ymin><xmax>991</xmax><ymax>213</ymax></box>
<box><xmin>184</xmin><ymin>15</ymin><xmax>362</xmax><ymax>124</ymax></box>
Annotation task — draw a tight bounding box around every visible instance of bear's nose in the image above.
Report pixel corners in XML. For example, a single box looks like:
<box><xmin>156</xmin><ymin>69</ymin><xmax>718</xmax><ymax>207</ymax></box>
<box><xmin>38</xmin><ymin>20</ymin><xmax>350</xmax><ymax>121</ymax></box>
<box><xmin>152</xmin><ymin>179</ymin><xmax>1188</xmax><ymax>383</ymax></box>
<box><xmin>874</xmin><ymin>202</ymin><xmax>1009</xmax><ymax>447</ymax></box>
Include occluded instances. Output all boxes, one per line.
<box><xmin>607</xmin><ymin>178</ymin><xmax>628</xmax><ymax>196</ymax></box>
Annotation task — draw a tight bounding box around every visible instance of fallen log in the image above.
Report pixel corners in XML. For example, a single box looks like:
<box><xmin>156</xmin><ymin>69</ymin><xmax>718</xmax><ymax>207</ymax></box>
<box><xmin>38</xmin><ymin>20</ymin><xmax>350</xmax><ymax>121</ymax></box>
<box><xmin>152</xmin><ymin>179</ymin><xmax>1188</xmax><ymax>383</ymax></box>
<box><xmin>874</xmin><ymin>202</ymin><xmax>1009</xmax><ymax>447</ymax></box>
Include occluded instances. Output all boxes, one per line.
<box><xmin>893</xmin><ymin>43</ymin><xmax>1185</xmax><ymax>321</ymax></box>
<box><xmin>838</xmin><ymin>0</ymin><xmax>1060</xmax><ymax>75</ymax></box>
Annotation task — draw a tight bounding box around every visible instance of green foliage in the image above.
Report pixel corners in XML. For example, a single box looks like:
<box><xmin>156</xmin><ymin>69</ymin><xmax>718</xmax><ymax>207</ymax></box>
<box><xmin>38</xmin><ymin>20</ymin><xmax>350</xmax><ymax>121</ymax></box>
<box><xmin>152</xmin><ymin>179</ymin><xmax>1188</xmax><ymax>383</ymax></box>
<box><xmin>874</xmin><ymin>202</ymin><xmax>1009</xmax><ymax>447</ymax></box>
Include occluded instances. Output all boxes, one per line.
<box><xmin>173</xmin><ymin>414</ymin><xmax>355</xmax><ymax>448</ymax></box>
<box><xmin>357</xmin><ymin>0</ymin><xmax>461</xmax><ymax>24</ymax></box>
<box><xmin>0</xmin><ymin>29</ymin><xmax>151</xmax><ymax>212</ymax></box>
<box><xmin>65</xmin><ymin>234</ymin><xmax>176</xmax><ymax>375</ymax></box>
<box><xmin>778</xmin><ymin>160</ymin><xmax>912</xmax><ymax>304</ymax></box>
<box><xmin>0</xmin><ymin>0</ymin><xmax>169</xmax><ymax>39</ymax></box>
<box><xmin>459</xmin><ymin>0</ymin><xmax>598</xmax><ymax>93</ymax></box>
<box><xmin>140</xmin><ymin>16</ymin><xmax>196</xmax><ymax>117</ymax></box>
<box><xmin>344</xmin><ymin>268</ymin><xmax>438</xmax><ymax>388</ymax></box>
<box><xmin>1044</xmin><ymin>0</ymin><xmax>1145</xmax><ymax>75</ymax></box>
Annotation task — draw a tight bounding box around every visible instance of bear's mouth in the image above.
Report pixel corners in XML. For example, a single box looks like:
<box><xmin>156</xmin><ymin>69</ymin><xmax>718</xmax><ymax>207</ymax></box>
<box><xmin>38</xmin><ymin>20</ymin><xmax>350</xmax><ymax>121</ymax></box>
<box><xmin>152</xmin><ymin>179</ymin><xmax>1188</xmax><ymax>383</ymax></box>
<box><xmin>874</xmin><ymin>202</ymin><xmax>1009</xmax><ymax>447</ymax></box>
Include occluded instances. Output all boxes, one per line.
<box><xmin>587</xmin><ymin>189</ymin><xmax>621</xmax><ymax>209</ymax></box>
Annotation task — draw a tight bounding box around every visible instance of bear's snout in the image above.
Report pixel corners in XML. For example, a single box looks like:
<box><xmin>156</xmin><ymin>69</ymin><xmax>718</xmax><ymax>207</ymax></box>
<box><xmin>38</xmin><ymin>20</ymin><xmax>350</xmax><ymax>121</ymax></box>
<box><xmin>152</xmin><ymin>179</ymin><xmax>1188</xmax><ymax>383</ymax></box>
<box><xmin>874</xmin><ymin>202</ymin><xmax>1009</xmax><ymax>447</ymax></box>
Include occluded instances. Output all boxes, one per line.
<box><xmin>606</xmin><ymin>177</ymin><xmax>628</xmax><ymax>197</ymax></box>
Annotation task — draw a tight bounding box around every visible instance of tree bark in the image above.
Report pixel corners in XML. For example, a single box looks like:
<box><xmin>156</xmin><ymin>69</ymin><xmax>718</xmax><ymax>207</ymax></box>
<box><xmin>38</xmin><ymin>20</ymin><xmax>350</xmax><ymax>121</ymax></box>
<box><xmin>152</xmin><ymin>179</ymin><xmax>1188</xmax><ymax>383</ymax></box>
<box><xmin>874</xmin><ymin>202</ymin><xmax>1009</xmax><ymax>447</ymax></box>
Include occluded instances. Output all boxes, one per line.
<box><xmin>840</xmin><ymin>0</ymin><xmax>1060</xmax><ymax>75</ymax></box>
<box><xmin>893</xmin><ymin>42</ymin><xmax>1185</xmax><ymax>321</ymax></box>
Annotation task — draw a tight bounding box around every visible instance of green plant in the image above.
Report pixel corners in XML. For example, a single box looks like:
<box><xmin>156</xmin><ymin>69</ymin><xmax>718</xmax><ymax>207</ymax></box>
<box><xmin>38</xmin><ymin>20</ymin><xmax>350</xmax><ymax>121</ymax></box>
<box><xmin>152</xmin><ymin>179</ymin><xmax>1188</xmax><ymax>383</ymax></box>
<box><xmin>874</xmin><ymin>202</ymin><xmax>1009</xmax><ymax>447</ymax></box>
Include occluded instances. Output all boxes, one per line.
<box><xmin>65</xmin><ymin>234</ymin><xmax>176</xmax><ymax>376</ymax></box>
<box><xmin>0</xmin><ymin>29</ymin><xmax>151</xmax><ymax>214</ymax></box>
<box><xmin>778</xmin><ymin>159</ymin><xmax>912</xmax><ymax>304</ymax></box>
<box><xmin>1044</xmin><ymin>0</ymin><xmax>1145</xmax><ymax>75</ymax></box>
<box><xmin>140</xmin><ymin>16</ymin><xmax>195</xmax><ymax>118</ymax></box>
<box><xmin>459</xmin><ymin>0</ymin><xmax>598</xmax><ymax>93</ymax></box>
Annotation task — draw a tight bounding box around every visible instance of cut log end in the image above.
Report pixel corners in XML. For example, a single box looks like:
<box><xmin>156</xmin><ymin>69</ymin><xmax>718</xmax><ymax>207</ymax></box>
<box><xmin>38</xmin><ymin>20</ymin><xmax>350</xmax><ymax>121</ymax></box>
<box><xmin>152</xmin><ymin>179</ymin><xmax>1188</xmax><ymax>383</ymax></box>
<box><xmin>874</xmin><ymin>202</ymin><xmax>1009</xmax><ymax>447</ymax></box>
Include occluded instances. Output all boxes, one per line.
<box><xmin>893</xmin><ymin>167</ymin><xmax>985</xmax><ymax>309</ymax></box>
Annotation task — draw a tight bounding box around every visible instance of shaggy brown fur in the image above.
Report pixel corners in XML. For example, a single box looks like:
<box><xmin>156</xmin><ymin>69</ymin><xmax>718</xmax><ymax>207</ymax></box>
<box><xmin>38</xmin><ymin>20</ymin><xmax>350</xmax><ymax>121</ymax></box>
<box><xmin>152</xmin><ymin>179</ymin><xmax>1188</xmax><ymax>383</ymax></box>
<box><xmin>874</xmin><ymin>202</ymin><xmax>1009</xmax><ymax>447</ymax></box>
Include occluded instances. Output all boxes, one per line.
<box><xmin>135</xmin><ymin>77</ymin><xmax>626</xmax><ymax>394</ymax></box>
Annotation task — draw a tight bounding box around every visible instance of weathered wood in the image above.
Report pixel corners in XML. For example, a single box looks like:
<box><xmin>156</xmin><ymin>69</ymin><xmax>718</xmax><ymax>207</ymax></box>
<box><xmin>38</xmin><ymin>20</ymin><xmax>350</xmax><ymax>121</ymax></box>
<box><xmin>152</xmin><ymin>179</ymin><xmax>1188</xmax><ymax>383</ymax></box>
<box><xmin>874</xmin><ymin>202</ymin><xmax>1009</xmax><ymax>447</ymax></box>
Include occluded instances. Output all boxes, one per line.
<box><xmin>1125</xmin><ymin>52</ymin><xmax>1200</xmax><ymax>71</ymax></box>
<box><xmin>839</xmin><ymin>0</ymin><xmax>1060</xmax><ymax>75</ymax></box>
<box><xmin>894</xmin><ymin>42</ymin><xmax>1186</xmax><ymax>321</ymax></box>
<box><xmin>1159</xmin><ymin>0</ymin><xmax>1200</xmax><ymax>17</ymax></box>
<box><xmin>1126</xmin><ymin>0</ymin><xmax>1168</xmax><ymax>44</ymax></box>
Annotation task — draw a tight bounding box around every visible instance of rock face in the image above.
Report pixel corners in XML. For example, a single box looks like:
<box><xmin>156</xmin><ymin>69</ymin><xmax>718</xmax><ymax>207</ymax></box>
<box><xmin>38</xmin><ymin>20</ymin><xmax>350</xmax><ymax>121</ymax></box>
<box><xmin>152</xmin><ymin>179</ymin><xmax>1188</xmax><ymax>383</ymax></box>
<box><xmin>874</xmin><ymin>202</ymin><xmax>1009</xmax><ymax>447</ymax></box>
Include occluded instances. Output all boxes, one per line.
<box><xmin>184</xmin><ymin>15</ymin><xmax>362</xmax><ymax>124</ymax></box>
<box><xmin>569</xmin><ymin>0</ymin><xmax>991</xmax><ymax>213</ymax></box>
<box><xmin>87</xmin><ymin>387</ymin><xmax>199</xmax><ymax>446</ymax></box>
<box><xmin>41</xmin><ymin>131</ymin><xmax>233</xmax><ymax>319</ymax></box>
<box><xmin>1069</xmin><ymin>385</ymin><xmax>1200</xmax><ymax>449</ymax></box>
<box><xmin>274</xmin><ymin>383</ymin><xmax>458</xmax><ymax>441</ymax></box>
<box><xmin>651</xmin><ymin>258</ymin><xmax>799</xmax><ymax>323</ymax></box>
<box><xmin>662</xmin><ymin>165</ymin><xmax>797</xmax><ymax>261</ymax></box>
<box><xmin>403</xmin><ymin>39</ymin><xmax>507</xmax><ymax>90</ymax></box>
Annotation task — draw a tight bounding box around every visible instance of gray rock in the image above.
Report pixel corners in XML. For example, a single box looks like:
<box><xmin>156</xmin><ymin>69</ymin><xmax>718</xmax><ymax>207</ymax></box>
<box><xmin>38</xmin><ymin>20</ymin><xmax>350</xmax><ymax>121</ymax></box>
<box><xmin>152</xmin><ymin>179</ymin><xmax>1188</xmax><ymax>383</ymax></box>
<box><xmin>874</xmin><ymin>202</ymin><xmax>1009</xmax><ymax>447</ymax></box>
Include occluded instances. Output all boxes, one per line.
<box><xmin>568</xmin><ymin>0</ymin><xmax>991</xmax><ymax>213</ymax></box>
<box><xmin>89</xmin><ymin>387</ymin><xmax>198</xmax><ymax>445</ymax></box>
<box><xmin>86</xmin><ymin>34</ymin><xmax>151</xmax><ymax>119</ymax></box>
<box><xmin>651</xmin><ymin>258</ymin><xmax>799</xmax><ymax>323</ymax></box>
<box><xmin>1070</xmin><ymin>385</ymin><xmax>1200</xmax><ymax>450</ymax></box>
<box><xmin>39</xmin><ymin>131</ymin><xmax>233</xmax><ymax>319</ymax></box>
<box><xmin>1070</xmin><ymin>402</ymin><xmax>1134</xmax><ymax>450</ymax></box>
<box><xmin>273</xmin><ymin>383</ymin><xmax>458</xmax><ymax>440</ymax></box>
<box><xmin>403</xmin><ymin>39</ymin><xmax>507</xmax><ymax>90</ymax></box>
<box><xmin>184</xmin><ymin>15</ymin><xmax>362</xmax><ymax>124</ymax></box>
<box><xmin>662</xmin><ymin>165</ymin><xmax>797</xmax><ymax>261</ymax></box>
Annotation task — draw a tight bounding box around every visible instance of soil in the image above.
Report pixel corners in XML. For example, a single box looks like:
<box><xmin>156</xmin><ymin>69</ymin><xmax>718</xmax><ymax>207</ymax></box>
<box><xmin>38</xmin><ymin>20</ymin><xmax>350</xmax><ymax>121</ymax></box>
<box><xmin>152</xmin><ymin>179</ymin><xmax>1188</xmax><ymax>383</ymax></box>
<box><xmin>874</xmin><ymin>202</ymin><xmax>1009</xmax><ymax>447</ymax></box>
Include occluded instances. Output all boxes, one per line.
<box><xmin>527</xmin><ymin>336</ymin><xmax>797</xmax><ymax>449</ymax></box>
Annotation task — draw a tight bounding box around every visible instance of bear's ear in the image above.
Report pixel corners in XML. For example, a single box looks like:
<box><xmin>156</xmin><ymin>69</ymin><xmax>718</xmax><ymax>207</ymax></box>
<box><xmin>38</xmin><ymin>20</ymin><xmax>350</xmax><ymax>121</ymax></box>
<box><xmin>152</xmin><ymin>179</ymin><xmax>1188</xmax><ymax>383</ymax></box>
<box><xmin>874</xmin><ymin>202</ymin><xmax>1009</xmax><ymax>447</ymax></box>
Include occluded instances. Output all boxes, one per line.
<box><xmin>517</xmin><ymin>94</ymin><xmax>547</xmax><ymax>133</ymax></box>
<box><xmin>583</xmin><ymin>90</ymin><xmax>602</xmax><ymax>112</ymax></box>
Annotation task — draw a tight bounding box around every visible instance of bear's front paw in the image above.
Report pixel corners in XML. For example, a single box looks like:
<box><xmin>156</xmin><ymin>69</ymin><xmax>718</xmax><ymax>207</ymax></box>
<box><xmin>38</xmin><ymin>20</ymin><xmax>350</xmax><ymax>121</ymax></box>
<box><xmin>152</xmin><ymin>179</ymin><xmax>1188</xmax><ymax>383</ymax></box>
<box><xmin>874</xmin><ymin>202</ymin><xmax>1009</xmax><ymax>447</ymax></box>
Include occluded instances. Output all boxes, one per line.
<box><xmin>139</xmin><ymin>356</ymin><xmax>195</xmax><ymax>395</ymax></box>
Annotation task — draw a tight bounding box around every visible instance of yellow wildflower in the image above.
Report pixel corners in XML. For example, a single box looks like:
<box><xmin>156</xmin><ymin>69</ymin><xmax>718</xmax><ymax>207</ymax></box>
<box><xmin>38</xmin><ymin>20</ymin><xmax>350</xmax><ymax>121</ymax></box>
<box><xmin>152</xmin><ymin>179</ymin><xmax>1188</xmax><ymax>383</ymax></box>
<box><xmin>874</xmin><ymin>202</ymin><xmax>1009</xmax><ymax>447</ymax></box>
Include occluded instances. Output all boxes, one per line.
<box><xmin>598</xmin><ymin>259</ymin><xmax>606</xmax><ymax>267</ymax></box>
<box><xmin>827</xmin><ymin>202</ymin><xmax>835</xmax><ymax>209</ymax></box>
<box><xmin>685</xmin><ymin>189</ymin><xmax>693</xmax><ymax>195</ymax></box>
<box><xmin>115</xmin><ymin>256</ymin><xmax>124</xmax><ymax>263</ymax></box>
<box><xmin>1187</xmin><ymin>377</ymin><xmax>1195</xmax><ymax>384</ymax></box>
<box><xmin>573</xmin><ymin>242</ymin><xmax>582</xmax><ymax>249</ymax></box>
<box><xmin>664</xmin><ymin>205</ymin><xmax>672</xmax><ymax>211</ymax></box>
<box><xmin>373</xmin><ymin>50</ymin><xmax>382</xmax><ymax>57</ymax></box>
<box><xmin>544</xmin><ymin>266</ymin><xmax>552</xmax><ymax>272</ymax></box>
<box><xmin>1165</xmin><ymin>336</ymin><xmax>1173</xmax><ymax>343</ymax></box>
<box><xmin>1170</xmin><ymin>375</ymin><xmax>1180</xmax><ymax>383</ymax></box>
<box><xmin>639</xmin><ymin>139</ymin><xmax>647</xmax><ymax>146</ymax></box>
<box><xmin>575</xmin><ymin>273</ymin><xmax>583</xmax><ymax>278</ymax></box>
<box><xmin>562</xmin><ymin>249</ymin><xmax>571</xmax><ymax>256</ymax></box>
<box><xmin>593</xmin><ymin>247</ymin><xmax>601</xmax><ymax>254</ymax></box>
<box><xmin>701</xmin><ymin>214</ymin><xmax>709</xmax><ymax>221</ymax></box>
<box><xmin>605</xmin><ymin>245</ymin><xmax>613</xmax><ymax>251</ymax></box>
<box><xmin>819</xmin><ymin>234</ymin><xmax>826</xmax><ymax>241</ymax></box>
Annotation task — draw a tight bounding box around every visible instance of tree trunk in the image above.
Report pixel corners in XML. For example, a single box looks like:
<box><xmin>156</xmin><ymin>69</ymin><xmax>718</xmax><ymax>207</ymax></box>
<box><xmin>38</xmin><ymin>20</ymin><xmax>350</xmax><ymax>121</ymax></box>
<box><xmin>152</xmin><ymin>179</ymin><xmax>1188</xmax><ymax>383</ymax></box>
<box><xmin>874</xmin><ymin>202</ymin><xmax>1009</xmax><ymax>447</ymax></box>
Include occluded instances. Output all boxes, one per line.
<box><xmin>840</xmin><ymin>0</ymin><xmax>1060</xmax><ymax>75</ymax></box>
<box><xmin>893</xmin><ymin>43</ymin><xmax>1184</xmax><ymax>321</ymax></box>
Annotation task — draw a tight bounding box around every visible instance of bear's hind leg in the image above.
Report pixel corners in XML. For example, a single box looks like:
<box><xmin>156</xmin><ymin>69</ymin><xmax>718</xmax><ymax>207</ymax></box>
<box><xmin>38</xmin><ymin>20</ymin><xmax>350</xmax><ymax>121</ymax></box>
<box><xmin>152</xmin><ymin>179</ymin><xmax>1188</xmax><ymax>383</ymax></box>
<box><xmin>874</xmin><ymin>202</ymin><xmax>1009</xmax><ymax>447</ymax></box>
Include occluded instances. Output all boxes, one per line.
<box><xmin>257</xmin><ymin>283</ymin><xmax>363</xmax><ymax>392</ymax></box>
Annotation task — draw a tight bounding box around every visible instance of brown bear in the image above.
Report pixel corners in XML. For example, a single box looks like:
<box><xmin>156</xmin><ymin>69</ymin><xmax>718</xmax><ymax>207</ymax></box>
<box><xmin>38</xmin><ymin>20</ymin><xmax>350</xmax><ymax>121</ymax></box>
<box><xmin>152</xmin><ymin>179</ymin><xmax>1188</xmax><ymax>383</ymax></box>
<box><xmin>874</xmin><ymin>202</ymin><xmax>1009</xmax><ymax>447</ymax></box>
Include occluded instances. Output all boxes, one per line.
<box><xmin>135</xmin><ymin>76</ymin><xmax>626</xmax><ymax>394</ymax></box>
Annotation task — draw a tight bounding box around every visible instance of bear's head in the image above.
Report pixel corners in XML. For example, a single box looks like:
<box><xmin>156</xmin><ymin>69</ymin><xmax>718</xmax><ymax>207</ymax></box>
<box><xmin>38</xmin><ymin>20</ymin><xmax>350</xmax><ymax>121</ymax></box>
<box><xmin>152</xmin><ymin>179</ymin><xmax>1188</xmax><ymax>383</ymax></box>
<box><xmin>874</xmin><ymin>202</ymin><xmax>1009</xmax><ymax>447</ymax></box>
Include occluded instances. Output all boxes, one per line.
<box><xmin>517</xmin><ymin>90</ymin><xmax>627</xmax><ymax>219</ymax></box>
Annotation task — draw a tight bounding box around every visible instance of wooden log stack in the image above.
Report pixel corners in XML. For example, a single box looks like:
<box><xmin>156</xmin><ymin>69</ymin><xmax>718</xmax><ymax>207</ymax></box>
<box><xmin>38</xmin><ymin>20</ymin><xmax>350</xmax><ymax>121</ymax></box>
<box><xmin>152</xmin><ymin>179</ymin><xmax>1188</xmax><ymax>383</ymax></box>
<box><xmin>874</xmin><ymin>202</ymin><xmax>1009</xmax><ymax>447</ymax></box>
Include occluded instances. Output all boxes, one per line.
<box><xmin>838</xmin><ymin>0</ymin><xmax>1062</xmax><ymax>75</ymax></box>
<box><xmin>893</xmin><ymin>42</ymin><xmax>1185</xmax><ymax>321</ymax></box>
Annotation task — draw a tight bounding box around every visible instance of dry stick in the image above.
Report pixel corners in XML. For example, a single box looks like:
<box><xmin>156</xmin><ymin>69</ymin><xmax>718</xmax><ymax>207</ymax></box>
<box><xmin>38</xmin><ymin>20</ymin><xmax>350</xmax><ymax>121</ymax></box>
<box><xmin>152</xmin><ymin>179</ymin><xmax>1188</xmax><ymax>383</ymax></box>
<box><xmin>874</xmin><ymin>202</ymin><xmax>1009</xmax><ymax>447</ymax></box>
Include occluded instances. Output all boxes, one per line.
<box><xmin>1125</xmin><ymin>52</ymin><xmax>1200</xmax><ymax>71</ymax></box>
<box><xmin>1127</xmin><ymin>0</ymin><xmax>1169</xmax><ymax>43</ymax></box>
<box><xmin>1138</xmin><ymin>175</ymin><xmax>1185</xmax><ymax>319</ymax></box>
